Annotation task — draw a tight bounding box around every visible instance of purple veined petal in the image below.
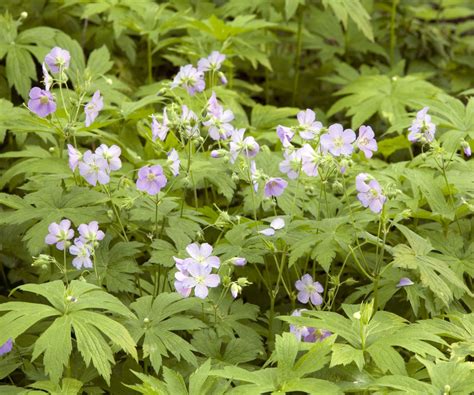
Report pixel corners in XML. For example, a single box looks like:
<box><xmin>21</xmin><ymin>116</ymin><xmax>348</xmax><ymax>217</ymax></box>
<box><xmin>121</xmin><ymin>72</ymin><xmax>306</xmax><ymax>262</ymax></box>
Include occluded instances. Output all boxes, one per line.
<box><xmin>194</xmin><ymin>284</ymin><xmax>209</xmax><ymax>299</ymax></box>
<box><xmin>342</xmin><ymin>129</ymin><xmax>356</xmax><ymax>144</ymax></box>
<box><xmin>186</xmin><ymin>243</ymin><xmax>201</xmax><ymax>260</ymax></box>
<box><xmin>368</xmin><ymin>198</ymin><xmax>383</xmax><ymax>214</ymax></box>
<box><xmin>0</xmin><ymin>338</ymin><xmax>13</xmax><ymax>356</ymax></box>
<box><xmin>397</xmin><ymin>277</ymin><xmax>414</xmax><ymax>287</ymax></box>
<box><xmin>175</xmin><ymin>280</ymin><xmax>192</xmax><ymax>297</ymax></box>
<box><xmin>300</xmin><ymin>273</ymin><xmax>313</xmax><ymax>285</ymax></box>
<box><xmin>59</xmin><ymin>219</ymin><xmax>71</xmax><ymax>231</ymax></box>
<box><xmin>310</xmin><ymin>292</ymin><xmax>323</xmax><ymax>306</ymax></box>
<box><xmin>97</xmin><ymin>170</ymin><xmax>110</xmax><ymax>185</ymax></box>
<box><xmin>45</xmin><ymin>234</ymin><xmax>58</xmax><ymax>245</ymax></box>
<box><xmin>259</xmin><ymin>228</ymin><xmax>275</xmax><ymax>236</ymax></box>
<box><xmin>204</xmin><ymin>273</ymin><xmax>220</xmax><ymax>287</ymax></box>
<box><xmin>270</xmin><ymin>217</ymin><xmax>285</xmax><ymax>230</ymax></box>
<box><xmin>297</xmin><ymin>290</ymin><xmax>310</xmax><ymax>304</ymax></box>
<box><xmin>297</xmin><ymin>109</ymin><xmax>315</xmax><ymax>125</ymax></box>
<box><xmin>206</xmin><ymin>256</ymin><xmax>221</xmax><ymax>269</ymax></box>
<box><xmin>314</xmin><ymin>281</ymin><xmax>324</xmax><ymax>293</ymax></box>
<box><xmin>29</xmin><ymin>87</ymin><xmax>43</xmax><ymax>99</ymax></box>
<box><xmin>355</xmin><ymin>173</ymin><xmax>370</xmax><ymax>193</ymax></box>
<box><xmin>199</xmin><ymin>243</ymin><xmax>213</xmax><ymax>258</ymax></box>
<box><xmin>295</xmin><ymin>279</ymin><xmax>304</xmax><ymax>291</ymax></box>
<box><xmin>232</xmin><ymin>257</ymin><xmax>247</xmax><ymax>266</ymax></box>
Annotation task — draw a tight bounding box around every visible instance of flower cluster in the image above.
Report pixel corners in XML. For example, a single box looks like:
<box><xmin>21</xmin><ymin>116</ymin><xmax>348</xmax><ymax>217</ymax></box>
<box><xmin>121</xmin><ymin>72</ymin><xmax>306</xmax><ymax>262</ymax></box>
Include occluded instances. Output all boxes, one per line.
<box><xmin>173</xmin><ymin>243</ymin><xmax>221</xmax><ymax>299</ymax></box>
<box><xmin>68</xmin><ymin>144</ymin><xmax>121</xmax><ymax>186</ymax></box>
<box><xmin>45</xmin><ymin>219</ymin><xmax>105</xmax><ymax>270</ymax></box>
<box><xmin>289</xmin><ymin>310</ymin><xmax>331</xmax><ymax>343</ymax></box>
<box><xmin>408</xmin><ymin>107</ymin><xmax>436</xmax><ymax>144</ymax></box>
<box><xmin>295</xmin><ymin>274</ymin><xmax>324</xmax><ymax>305</ymax></box>
<box><xmin>136</xmin><ymin>165</ymin><xmax>168</xmax><ymax>195</ymax></box>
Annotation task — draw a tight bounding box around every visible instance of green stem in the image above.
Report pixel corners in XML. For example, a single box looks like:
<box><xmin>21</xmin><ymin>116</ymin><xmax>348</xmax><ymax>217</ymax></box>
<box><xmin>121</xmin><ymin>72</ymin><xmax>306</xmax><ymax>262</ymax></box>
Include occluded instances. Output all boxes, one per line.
<box><xmin>63</xmin><ymin>248</ymin><xmax>69</xmax><ymax>285</ymax></box>
<box><xmin>389</xmin><ymin>0</ymin><xmax>399</xmax><ymax>65</ymax></box>
<box><xmin>292</xmin><ymin>10</ymin><xmax>303</xmax><ymax>106</ymax></box>
<box><xmin>147</xmin><ymin>37</ymin><xmax>153</xmax><ymax>84</ymax></box>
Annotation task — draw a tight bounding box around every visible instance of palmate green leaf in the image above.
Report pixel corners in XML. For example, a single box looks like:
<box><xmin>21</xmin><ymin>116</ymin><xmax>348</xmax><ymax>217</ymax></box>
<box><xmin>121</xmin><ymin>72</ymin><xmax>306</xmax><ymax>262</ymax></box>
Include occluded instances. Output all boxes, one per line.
<box><xmin>371</xmin><ymin>375</ymin><xmax>437</xmax><ymax>394</ymax></box>
<box><xmin>330</xmin><ymin>343</ymin><xmax>365</xmax><ymax>371</ymax></box>
<box><xmin>5</xmin><ymin>45</ymin><xmax>37</xmax><ymax>99</ymax></box>
<box><xmin>419</xmin><ymin>358</ymin><xmax>474</xmax><ymax>394</ymax></box>
<box><xmin>191</xmin><ymin>157</ymin><xmax>236</xmax><ymax>201</ymax></box>
<box><xmin>86</xmin><ymin>45</ymin><xmax>113</xmax><ymax>78</ymax></box>
<box><xmin>28</xmin><ymin>378</ymin><xmax>83</xmax><ymax>395</ymax></box>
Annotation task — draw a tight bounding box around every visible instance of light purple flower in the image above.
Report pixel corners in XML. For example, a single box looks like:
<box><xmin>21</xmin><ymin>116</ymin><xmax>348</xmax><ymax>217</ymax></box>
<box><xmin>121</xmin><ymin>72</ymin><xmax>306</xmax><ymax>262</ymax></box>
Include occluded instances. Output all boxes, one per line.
<box><xmin>167</xmin><ymin>149</ymin><xmax>180</xmax><ymax>176</ymax></box>
<box><xmin>203</xmin><ymin>92</ymin><xmax>234</xmax><ymax>141</ymax></box>
<box><xmin>45</xmin><ymin>219</ymin><xmax>74</xmax><ymax>250</ymax></box>
<box><xmin>44</xmin><ymin>47</ymin><xmax>70</xmax><ymax>73</ymax></box>
<box><xmin>78</xmin><ymin>151</ymin><xmax>110</xmax><ymax>186</ymax></box>
<box><xmin>174</xmin><ymin>262</ymin><xmax>220</xmax><ymax>299</ymax></box>
<box><xmin>84</xmin><ymin>90</ymin><xmax>103</xmax><ymax>127</ymax></box>
<box><xmin>151</xmin><ymin>109</ymin><xmax>169</xmax><ymax>141</ymax></box>
<box><xmin>95</xmin><ymin>144</ymin><xmax>121</xmax><ymax>171</ymax></box>
<box><xmin>396</xmin><ymin>277</ymin><xmax>414</xmax><ymax>288</ymax></box>
<box><xmin>356</xmin><ymin>125</ymin><xmax>377</xmax><ymax>159</ymax></box>
<box><xmin>231</xmin><ymin>257</ymin><xmax>247</xmax><ymax>266</ymax></box>
<box><xmin>276</xmin><ymin>125</ymin><xmax>294</xmax><ymax>147</ymax></box>
<box><xmin>136</xmin><ymin>165</ymin><xmax>167</xmax><ymax>195</ymax></box>
<box><xmin>462</xmin><ymin>140</ymin><xmax>471</xmax><ymax>157</ymax></box>
<box><xmin>264</xmin><ymin>177</ymin><xmax>288</xmax><ymax>198</ymax></box>
<box><xmin>408</xmin><ymin>107</ymin><xmax>436</xmax><ymax>143</ymax></box>
<box><xmin>356</xmin><ymin>173</ymin><xmax>386</xmax><ymax>214</ymax></box>
<box><xmin>279</xmin><ymin>149</ymin><xmax>302</xmax><ymax>179</ymax></box>
<box><xmin>28</xmin><ymin>87</ymin><xmax>56</xmax><ymax>118</ymax></box>
<box><xmin>289</xmin><ymin>310</ymin><xmax>330</xmax><ymax>342</ymax></box>
<box><xmin>295</xmin><ymin>274</ymin><xmax>323</xmax><ymax>305</ymax></box>
<box><xmin>218</xmin><ymin>71</ymin><xmax>228</xmax><ymax>85</ymax></box>
<box><xmin>197</xmin><ymin>51</ymin><xmax>225</xmax><ymax>72</ymax></box>
<box><xmin>0</xmin><ymin>339</ymin><xmax>13</xmax><ymax>356</ymax></box>
<box><xmin>296</xmin><ymin>109</ymin><xmax>323</xmax><ymax>140</ymax></box>
<box><xmin>320</xmin><ymin>123</ymin><xmax>356</xmax><ymax>157</ymax></box>
<box><xmin>229</xmin><ymin>128</ymin><xmax>260</xmax><ymax>163</ymax></box>
<box><xmin>171</xmin><ymin>64</ymin><xmax>205</xmax><ymax>96</ymax></box>
<box><xmin>185</xmin><ymin>242</ymin><xmax>220</xmax><ymax>269</ymax></box>
<box><xmin>69</xmin><ymin>239</ymin><xmax>93</xmax><ymax>270</ymax></box>
<box><xmin>78</xmin><ymin>221</ymin><xmax>105</xmax><ymax>246</ymax></box>
<box><xmin>67</xmin><ymin>144</ymin><xmax>82</xmax><ymax>171</ymax></box>
<box><xmin>299</xmin><ymin>144</ymin><xmax>320</xmax><ymax>177</ymax></box>
<box><xmin>259</xmin><ymin>217</ymin><xmax>285</xmax><ymax>236</ymax></box>
<box><xmin>230</xmin><ymin>283</ymin><xmax>241</xmax><ymax>299</ymax></box>
<box><xmin>181</xmin><ymin>105</ymin><xmax>200</xmax><ymax>138</ymax></box>
<box><xmin>42</xmin><ymin>63</ymin><xmax>52</xmax><ymax>91</ymax></box>
<box><xmin>250</xmin><ymin>160</ymin><xmax>259</xmax><ymax>192</ymax></box>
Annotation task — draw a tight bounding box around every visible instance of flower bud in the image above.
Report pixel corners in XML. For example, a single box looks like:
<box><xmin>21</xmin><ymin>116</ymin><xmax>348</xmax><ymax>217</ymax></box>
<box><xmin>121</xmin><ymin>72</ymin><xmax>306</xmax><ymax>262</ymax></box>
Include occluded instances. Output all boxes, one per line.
<box><xmin>20</xmin><ymin>11</ymin><xmax>28</xmax><ymax>19</ymax></box>
<box><xmin>230</xmin><ymin>283</ymin><xmax>241</xmax><ymax>298</ymax></box>
<box><xmin>231</xmin><ymin>173</ymin><xmax>240</xmax><ymax>183</ymax></box>
<box><xmin>66</xmin><ymin>295</ymin><xmax>78</xmax><ymax>303</ymax></box>
<box><xmin>230</xmin><ymin>257</ymin><xmax>247</xmax><ymax>266</ymax></box>
<box><xmin>461</xmin><ymin>140</ymin><xmax>471</xmax><ymax>157</ymax></box>
<box><xmin>49</xmin><ymin>147</ymin><xmax>55</xmax><ymax>153</ymax></box>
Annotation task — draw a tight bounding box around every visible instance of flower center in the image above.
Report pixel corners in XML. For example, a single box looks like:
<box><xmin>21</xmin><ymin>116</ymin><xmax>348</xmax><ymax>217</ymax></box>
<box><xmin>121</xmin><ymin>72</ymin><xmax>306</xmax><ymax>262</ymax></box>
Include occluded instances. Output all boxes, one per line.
<box><xmin>40</xmin><ymin>95</ymin><xmax>50</xmax><ymax>104</ymax></box>
<box><xmin>195</xmin><ymin>275</ymin><xmax>205</xmax><ymax>284</ymax></box>
<box><xmin>369</xmin><ymin>188</ymin><xmax>379</xmax><ymax>198</ymax></box>
<box><xmin>333</xmin><ymin>137</ymin><xmax>344</xmax><ymax>147</ymax></box>
<box><xmin>147</xmin><ymin>173</ymin><xmax>156</xmax><ymax>181</ymax></box>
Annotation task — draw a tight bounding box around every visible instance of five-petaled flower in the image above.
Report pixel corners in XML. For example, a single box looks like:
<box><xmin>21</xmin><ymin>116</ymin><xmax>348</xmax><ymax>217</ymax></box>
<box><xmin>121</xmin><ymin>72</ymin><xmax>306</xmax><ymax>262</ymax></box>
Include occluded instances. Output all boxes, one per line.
<box><xmin>320</xmin><ymin>123</ymin><xmax>356</xmax><ymax>157</ymax></box>
<box><xmin>45</xmin><ymin>219</ymin><xmax>74</xmax><ymax>250</ymax></box>
<box><xmin>84</xmin><ymin>90</ymin><xmax>103</xmax><ymax>127</ymax></box>
<box><xmin>167</xmin><ymin>149</ymin><xmax>180</xmax><ymax>176</ymax></box>
<box><xmin>204</xmin><ymin>92</ymin><xmax>234</xmax><ymax>141</ymax></box>
<box><xmin>356</xmin><ymin>125</ymin><xmax>378</xmax><ymax>159</ymax></box>
<box><xmin>356</xmin><ymin>173</ymin><xmax>386</xmax><ymax>214</ymax></box>
<box><xmin>78</xmin><ymin>221</ymin><xmax>105</xmax><ymax>246</ymax></box>
<box><xmin>136</xmin><ymin>165</ymin><xmax>167</xmax><ymax>195</ymax></box>
<box><xmin>264</xmin><ymin>177</ymin><xmax>288</xmax><ymax>198</ymax></box>
<box><xmin>69</xmin><ymin>239</ymin><xmax>93</xmax><ymax>270</ymax></box>
<box><xmin>44</xmin><ymin>47</ymin><xmax>71</xmax><ymax>73</ymax></box>
<box><xmin>174</xmin><ymin>261</ymin><xmax>220</xmax><ymax>299</ymax></box>
<box><xmin>78</xmin><ymin>151</ymin><xmax>110</xmax><ymax>186</ymax></box>
<box><xmin>171</xmin><ymin>64</ymin><xmax>205</xmax><ymax>96</ymax></box>
<box><xmin>296</xmin><ymin>109</ymin><xmax>323</xmax><ymax>140</ymax></box>
<box><xmin>151</xmin><ymin>109</ymin><xmax>169</xmax><ymax>141</ymax></box>
<box><xmin>197</xmin><ymin>51</ymin><xmax>225</xmax><ymax>72</ymax></box>
<box><xmin>295</xmin><ymin>274</ymin><xmax>323</xmax><ymax>305</ymax></box>
<box><xmin>408</xmin><ymin>107</ymin><xmax>436</xmax><ymax>143</ymax></box>
<box><xmin>28</xmin><ymin>87</ymin><xmax>56</xmax><ymax>118</ymax></box>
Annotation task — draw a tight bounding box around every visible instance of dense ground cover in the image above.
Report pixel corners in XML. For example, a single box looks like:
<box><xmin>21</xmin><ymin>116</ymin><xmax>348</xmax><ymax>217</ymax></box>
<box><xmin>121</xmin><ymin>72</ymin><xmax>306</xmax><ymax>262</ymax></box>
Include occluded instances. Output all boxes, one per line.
<box><xmin>0</xmin><ymin>1</ymin><xmax>473</xmax><ymax>394</ymax></box>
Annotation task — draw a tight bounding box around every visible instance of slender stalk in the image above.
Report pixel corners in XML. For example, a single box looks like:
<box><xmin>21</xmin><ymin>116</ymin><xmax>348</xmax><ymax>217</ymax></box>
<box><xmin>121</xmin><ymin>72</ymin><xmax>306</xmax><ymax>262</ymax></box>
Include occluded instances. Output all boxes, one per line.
<box><xmin>389</xmin><ymin>0</ymin><xmax>399</xmax><ymax>65</ymax></box>
<box><xmin>292</xmin><ymin>10</ymin><xmax>304</xmax><ymax>106</ymax></box>
<box><xmin>147</xmin><ymin>37</ymin><xmax>153</xmax><ymax>84</ymax></box>
<box><xmin>63</xmin><ymin>248</ymin><xmax>69</xmax><ymax>285</ymax></box>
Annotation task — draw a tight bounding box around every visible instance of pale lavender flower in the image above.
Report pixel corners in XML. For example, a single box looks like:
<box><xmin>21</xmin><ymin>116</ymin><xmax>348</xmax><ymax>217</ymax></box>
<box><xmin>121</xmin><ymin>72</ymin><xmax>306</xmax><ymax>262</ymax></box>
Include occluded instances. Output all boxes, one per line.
<box><xmin>320</xmin><ymin>124</ymin><xmax>356</xmax><ymax>156</ymax></box>
<box><xmin>276</xmin><ymin>125</ymin><xmax>294</xmax><ymax>147</ymax></box>
<box><xmin>231</xmin><ymin>257</ymin><xmax>247</xmax><ymax>266</ymax></box>
<box><xmin>356</xmin><ymin>173</ymin><xmax>386</xmax><ymax>214</ymax></box>
<box><xmin>356</xmin><ymin>125</ymin><xmax>377</xmax><ymax>159</ymax></box>
<box><xmin>203</xmin><ymin>92</ymin><xmax>234</xmax><ymax>141</ymax></box>
<box><xmin>67</xmin><ymin>144</ymin><xmax>82</xmax><ymax>171</ymax></box>
<box><xmin>136</xmin><ymin>165</ymin><xmax>167</xmax><ymax>195</ymax></box>
<box><xmin>295</xmin><ymin>274</ymin><xmax>323</xmax><ymax>305</ymax></box>
<box><xmin>174</xmin><ymin>270</ymin><xmax>192</xmax><ymax>297</ymax></box>
<box><xmin>0</xmin><ymin>339</ymin><xmax>13</xmax><ymax>356</ymax></box>
<box><xmin>264</xmin><ymin>177</ymin><xmax>288</xmax><ymax>198</ymax></box>
<box><xmin>461</xmin><ymin>140</ymin><xmax>471</xmax><ymax>157</ymax></box>
<box><xmin>250</xmin><ymin>160</ymin><xmax>259</xmax><ymax>192</ymax></box>
<box><xmin>84</xmin><ymin>90</ymin><xmax>103</xmax><ymax>127</ymax></box>
<box><xmin>297</xmin><ymin>109</ymin><xmax>323</xmax><ymax>140</ymax></box>
<box><xmin>44</xmin><ymin>47</ymin><xmax>70</xmax><ymax>73</ymax></box>
<box><xmin>218</xmin><ymin>71</ymin><xmax>228</xmax><ymax>85</ymax></box>
<box><xmin>95</xmin><ymin>144</ymin><xmax>121</xmax><ymax>171</ymax></box>
<box><xmin>45</xmin><ymin>219</ymin><xmax>74</xmax><ymax>250</ymax></box>
<box><xmin>396</xmin><ymin>277</ymin><xmax>414</xmax><ymax>287</ymax></box>
<box><xmin>181</xmin><ymin>105</ymin><xmax>200</xmax><ymax>138</ymax></box>
<box><xmin>289</xmin><ymin>310</ymin><xmax>325</xmax><ymax>342</ymax></box>
<box><xmin>299</xmin><ymin>144</ymin><xmax>320</xmax><ymax>177</ymax></box>
<box><xmin>229</xmin><ymin>128</ymin><xmax>260</xmax><ymax>163</ymax></box>
<box><xmin>171</xmin><ymin>64</ymin><xmax>205</xmax><ymax>95</ymax></box>
<box><xmin>78</xmin><ymin>151</ymin><xmax>110</xmax><ymax>186</ymax></box>
<box><xmin>230</xmin><ymin>283</ymin><xmax>241</xmax><ymax>299</ymax></box>
<box><xmin>167</xmin><ymin>149</ymin><xmax>180</xmax><ymax>176</ymax></box>
<box><xmin>306</xmin><ymin>328</ymin><xmax>332</xmax><ymax>343</ymax></box>
<box><xmin>197</xmin><ymin>51</ymin><xmax>225</xmax><ymax>72</ymax></box>
<box><xmin>42</xmin><ymin>63</ymin><xmax>52</xmax><ymax>91</ymax></box>
<box><xmin>177</xmin><ymin>262</ymin><xmax>220</xmax><ymax>299</ymax></box>
<box><xmin>69</xmin><ymin>239</ymin><xmax>93</xmax><ymax>270</ymax></box>
<box><xmin>279</xmin><ymin>149</ymin><xmax>302</xmax><ymax>179</ymax></box>
<box><xmin>259</xmin><ymin>217</ymin><xmax>285</xmax><ymax>236</ymax></box>
<box><xmin>78</xmin><ymin>221</ymin><xmax>105</xmax><ymax>246</ymax></box>
<box><xmin>408</xmin><ymin>107</ymin><xmax>436</xmax><ymax>143</ymax></box>
<box><xmin>210</xmin><ymin>149</ymin><xmax>227</xmax><ymax>159</ymax></box>
<box><xmin>151</xmin><ymin>109</ymin><xmax>169</xmax><ymax>142</ymax></box>
<box><xmin>28</xmin><ymin>87</ymin><xmax>56</xmax><ymax>118</ymax></box>
<box><xmin>185</xmin><ymin>242</ymin><xmax>220</xmax><ymax>269</ymax></box>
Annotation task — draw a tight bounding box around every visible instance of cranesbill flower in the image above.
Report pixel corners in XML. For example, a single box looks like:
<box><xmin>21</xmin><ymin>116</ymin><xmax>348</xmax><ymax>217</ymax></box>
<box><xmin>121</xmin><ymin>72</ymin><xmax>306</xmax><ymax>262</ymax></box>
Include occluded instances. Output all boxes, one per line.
<box><xmin>174</xmin><ymin>270</ymin><xmax>192</xmax><ymax>297</ymax></box>
<box><xmin>320</xmin><ymin>123</ymin><xmax>356</xmax><ymax>156</ymax></box>
<box><xmin>230</xmin><ymin>283</ymin><xmax>241</xmax><ymax>299</ymax></box>
<box><xmin>67</xmin><ymin>144</ymin><xmax>82</xmax><ymax>171</ymax></box>
<box><xmin>203</xmin><ymin>92</ymin><xmax>234</xmax><ymax>141</ymax></box>
<box><xmin>299</xmin><ymin>144</ymin><xmax>320</xmax><ymax>177</ymax></box>
<box><xmin>295</xmin><ymin>274</ymin><xmax>323</xmax><ymax>305</ymax></box>
<box><xmin>289</xmin><ymin>310</ymin><xmax>314</xmax><ymax>342</ymax></box>
<box><xmin>276</xmin><ymin>125</ymin><xmax>294</xmax><ymax>147</ymax></box>
<box><xmin>259</xmin><ymin>217</ymin><xmax>285</xmax><ymax>236</ymax></box>
<box><xmin>186</xmin><ymin>242</ymin><xmax>220</xmax><ymax>269</ymax></box>
<box><xmin>79</xmin><ymin>151</ymin><xmax>110</xmax><ymax>186</ymax></box>
<box><xmin>408</xmin><ymin>107</ymin><xmax>436</xmax><ymax>143</ymax></box>
<box><xmin>356</xmin><ymin>173</ymin><xmax>386</xmax><ymax>214</ymax></box>
<box><xmin>78</xmin><ymin>221</ymin><xmax>105</xmax><ymax>246</ymax></box>
<box><xmin>396</xmin><ymin>277</ymin><xmax>414</xmax><ymax>287</ymax></box>
<box><xmin>250</xmin><ymin>160</ymin><xmax>259</xmax><ymax>192</ymax></box>
<box><xmin>264</xmin><ymin>177</ymin><xmax>288</xmax><ymax>198</ymax></box>
<box><xmin>297</xmin><ymin>109</ymin><xmax>323</xmax><ymax>140</ymax></box>
<box><xmin>151</xmin><ymin>109</ymin><xmax>169</xmax><ymax>141</ymax></box>
<box><xmin>229</xmin><ymin>128</ymin><xmax>260</xmax><ymax>163</ymax></box>
<box><xmin>176</xmin><ymin>261</ymin><xmax>220</xmax><ymax>299</ymax></box>
<box><xmin>69</xmin><ymin>239</ymin><xmax>93</xmax><ymax>270</ymax></box>
<box><xmin>42</xmin><ymin>63</ymin><xmax>52</xmax><ymax>91</ymax></box>
<box><xmin>171</xmin><ymin>64</ymin><xmax>205</xmax><ymax>96</ymax></box>
<box><xmin>356</xmin><ymin>125</ymin><xmax>377</xmax><ymax>159</ymax></box>
<box><xmin>28</xmin><ymin>87</ymin><xmax>56</xmax><ymax>118</ymax></box>
<box><xmin>44</xmin><ymin>47</ymin><xmax>70</xmax><ymax>73</ymax></box>
<box><xmin>136</xmin><ymin>165</ymin><xmax>167</xmax><ymax>195</ymax></box>
<box><xmin>0</xmin><ymin>339</ymin><xmax>13</xmax><ymax>356</ymax></box>
<box><xmin>45</xmin><ymin>219</ymin><xmax>74</xmax><ymax>250</ymax></box>
<box><xmin>279</xmin><ymin>149</ymin><xmax>302</xmax><ymax>179</ymax></box>
<box><xmin>181</xmin><ymin>105</ymin><xmax>200</xmax><ymax>138</ymax></box>
<box><xmin>461</xmin><ymin>140</ymin><xmax>471</xmax><ymax>157</ymax></box>
<box><xmin>167</xmin><ymin>149</ymin><xmax>180</xmax><ymax>176</ymax></box>
<box><xmin>231</xmin><ymin>257</ymin><xmax>247</xmax><ymax>266</ymax></box>
<box><xmin>197</xmin><ymin>51</ymin><xmax>225</xmax><ymax>72</ymax></box>
<box><xmin>95</xmin><ymin>144</ymin><xmax>121</xmax><ymax>171</ymax></box>
<box><xmin>84</xmin><ymin>90</ymin><xmax>103</xmax><ymax>127</ymax></box>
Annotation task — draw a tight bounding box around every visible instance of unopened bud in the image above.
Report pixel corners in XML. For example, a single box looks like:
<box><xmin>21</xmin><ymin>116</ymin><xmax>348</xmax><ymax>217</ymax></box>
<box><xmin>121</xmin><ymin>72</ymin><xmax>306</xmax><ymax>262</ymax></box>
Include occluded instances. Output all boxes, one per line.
<box><xmin>230</xmin><ymin>257</ymin><xmax>247</xmax><ymax>266</ymax></box>
<box><xmin>20</xmin><ymin>11</ymin><xmax>28</xmax><ymax>19</ymax></box>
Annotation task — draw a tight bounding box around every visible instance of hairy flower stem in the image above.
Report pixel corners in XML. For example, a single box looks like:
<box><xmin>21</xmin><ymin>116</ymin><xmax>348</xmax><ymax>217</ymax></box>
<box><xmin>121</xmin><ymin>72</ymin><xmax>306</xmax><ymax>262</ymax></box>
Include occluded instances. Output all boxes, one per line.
<box><xmin>154</xmin><ymin>195</ymin><xmax>160</xmax><ymax>239</ymax></box>
<box><xmin>63</xmin><ymin>248</ymin><xmax>69</xmax><ymax>285</ymax></box>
